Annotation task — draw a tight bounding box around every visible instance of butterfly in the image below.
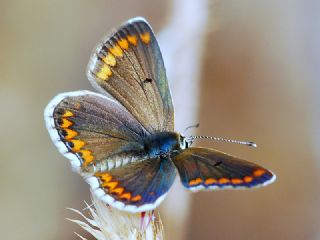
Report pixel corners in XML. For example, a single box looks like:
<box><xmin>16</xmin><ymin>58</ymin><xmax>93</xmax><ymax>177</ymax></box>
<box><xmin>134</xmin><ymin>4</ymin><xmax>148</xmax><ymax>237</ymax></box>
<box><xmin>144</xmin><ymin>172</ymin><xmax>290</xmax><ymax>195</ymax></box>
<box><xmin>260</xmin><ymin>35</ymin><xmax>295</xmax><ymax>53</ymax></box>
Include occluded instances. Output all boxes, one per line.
<box><xmin>44</xmin><ymin>17</ymin><xmax>276</xmax><ymax>213</ymax></box>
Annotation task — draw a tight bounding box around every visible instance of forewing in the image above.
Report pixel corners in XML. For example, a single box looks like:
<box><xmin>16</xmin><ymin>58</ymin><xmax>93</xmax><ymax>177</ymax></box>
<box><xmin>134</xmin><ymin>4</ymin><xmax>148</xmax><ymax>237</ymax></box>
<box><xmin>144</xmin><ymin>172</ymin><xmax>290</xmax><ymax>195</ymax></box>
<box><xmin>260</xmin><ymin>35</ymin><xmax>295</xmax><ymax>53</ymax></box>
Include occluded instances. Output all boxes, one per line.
<box><xmin>87</xmin><ymin>17</ymin><xmax>174</xmax><ymax>133</ymax></box>
<box><xmin>172</xmin><ymin>147</ymin><xmax>276</xmax><ymax>191</ymax></box>
<box><xmin>44</xmin><ymin>90</ymin><xmax>149</xmax><ymax>173</ymax></box>
<box><xmin>90</xmin><ymin>157</ymin><xmax>176</xmax><ymax>212</ymax></box>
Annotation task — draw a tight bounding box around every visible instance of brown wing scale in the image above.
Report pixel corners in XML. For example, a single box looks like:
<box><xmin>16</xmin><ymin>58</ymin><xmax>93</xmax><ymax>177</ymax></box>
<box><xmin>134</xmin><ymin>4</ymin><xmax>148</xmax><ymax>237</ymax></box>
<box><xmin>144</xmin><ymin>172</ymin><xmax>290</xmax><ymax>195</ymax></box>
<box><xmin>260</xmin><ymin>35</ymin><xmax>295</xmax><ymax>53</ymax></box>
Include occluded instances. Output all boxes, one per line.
<box><xmin>87</xmin><ymin>17</ymin><xmax>174</xmax><ymax>133</ymax></box>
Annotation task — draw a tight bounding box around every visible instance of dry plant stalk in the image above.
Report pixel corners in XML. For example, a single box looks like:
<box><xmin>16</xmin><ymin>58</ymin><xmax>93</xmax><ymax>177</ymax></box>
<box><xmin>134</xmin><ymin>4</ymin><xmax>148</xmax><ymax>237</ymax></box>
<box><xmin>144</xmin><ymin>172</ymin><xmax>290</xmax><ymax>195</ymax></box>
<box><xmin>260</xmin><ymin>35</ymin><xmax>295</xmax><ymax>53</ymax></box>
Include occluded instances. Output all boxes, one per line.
<box><xmin>68</xmin><ymin>190</ymin><xmax>164</xmax><ymax>240</ymax></box>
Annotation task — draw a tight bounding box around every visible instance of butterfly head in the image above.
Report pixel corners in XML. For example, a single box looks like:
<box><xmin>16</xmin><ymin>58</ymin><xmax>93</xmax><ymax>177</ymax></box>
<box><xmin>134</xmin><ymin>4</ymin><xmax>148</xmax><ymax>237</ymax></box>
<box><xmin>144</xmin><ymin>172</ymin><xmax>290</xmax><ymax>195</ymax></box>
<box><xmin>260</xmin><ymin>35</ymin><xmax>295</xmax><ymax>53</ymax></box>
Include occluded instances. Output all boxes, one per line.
<box><xmin>179</xmin><ymin>134</ymin><xmax>189</xmax><ymax>150</ymax></box>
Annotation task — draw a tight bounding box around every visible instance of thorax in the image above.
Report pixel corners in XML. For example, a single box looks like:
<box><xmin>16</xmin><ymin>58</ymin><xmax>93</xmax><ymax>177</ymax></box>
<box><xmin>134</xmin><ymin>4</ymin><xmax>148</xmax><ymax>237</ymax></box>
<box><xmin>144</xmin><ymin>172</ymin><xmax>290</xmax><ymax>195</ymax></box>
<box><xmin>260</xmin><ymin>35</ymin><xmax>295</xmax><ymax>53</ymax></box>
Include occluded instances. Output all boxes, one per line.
<box><xmin>143</xmin><ymin>131</ymin><xmax>185</xmax><ymax>158</ymax></box>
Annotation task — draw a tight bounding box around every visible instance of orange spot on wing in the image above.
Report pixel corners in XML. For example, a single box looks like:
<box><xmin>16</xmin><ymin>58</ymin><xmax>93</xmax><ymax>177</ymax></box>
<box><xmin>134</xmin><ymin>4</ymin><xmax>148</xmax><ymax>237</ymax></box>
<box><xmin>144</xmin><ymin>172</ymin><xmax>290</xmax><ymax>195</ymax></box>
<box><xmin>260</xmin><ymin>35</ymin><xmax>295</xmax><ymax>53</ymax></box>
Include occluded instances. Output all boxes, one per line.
<box><xmin>79</xmin><ymin>149</ymin><xmax>94</xmax><ymax>161</ymax></box>
<box><xmin>244</xmin><ymin>176</ymin><xmax>253</xmax><ymax>183</ymax></box>
<box><xmin>64</xmin><ymin>129</ymin><xmax>78</xmax><ymax>140</ymax></box>
<box><xmin>140</xmin><ymin>32</ymin><xmax>151</xmax><ymax>44</ymax></box>
<box><xmin>111</xmin><ymin>187</ymin><xmax>124</xmax><ymax>195</ymax></box>
<box><xmin>95</xmin><ymin>173</ymin><xmax>112</xmax><ymax>183</ymax></box>
<box><xmin>60</xmin><ymin>118</ymin><xmax>73</xmax><ymax>128</ymax></box>
<box><xmin>219</xmin><ymin>178</ymin><xmax>230</xmax><ymax>184</ymax></box>
<box><xmin>189</xmin><ymin>178</ymin><xmax>202</xmax><ymax>186</ymax></box>
<box><xmin>62</xmin><ymin>110</ymin><xmax>73</xmax><ymax>117</ymax></box>
<box><xmin>231</xmin><ymin>178</ymin><xmax>243</xmax><ymax>184</ymax></box>
<box><xmin>69</xmin><ymin>139</ymin><xmax>85</xmax><ymax>151</ymax></box>
<box><xmin>79</xmin><ymin>149</ymin><xmax>91</xmax><ymax>157</ymax></box>
<box><xmin>127</xmin><ymin>35</ymin><xmax>138</xmax><ymax>46</ymax></box>
<box><xmin>109</xmin><ymin>45</ymin><xmax>123</xmax><ymax>57</ymax></box>
<box><xmin>253</xmin><ymin>169</ymin><xmax>266</xmax><ymax>177</ymax></box>
<box><xmin>83</xmin><ymin>155</ymin><xmax>94</xmax><ymax>164</ymax></box>
<box><xmin>205</xmin><ymin>178</ymin><xmax>217</xmax><ymax>185</ymax></box>
<box><xmin>97</xmin><ymin>64</ymin><xmax>112</xmax><ymax>80</ymax></box>
<box><xmin>104</xmin><ymin>181</ymin><xmax>118</xmax><ymax>190</ymax></box>
<box><xmin>118</xmin><ymin>38</ymin><xmax>129</xmax><ymax>50</ymax></box>
<box><xmin>103</xmin><ymin>53</ymin><xmax>116</xmax><ymax>66</ymax></box>
<box><xmin>120</xmin><ymin>192</ymin><xmax>131</xmax><ymax>200</ymax></box>
<box><xmin>131</xmin><ymin>195</ymin><xmax>142</xmax><ymax>202</ymax></box>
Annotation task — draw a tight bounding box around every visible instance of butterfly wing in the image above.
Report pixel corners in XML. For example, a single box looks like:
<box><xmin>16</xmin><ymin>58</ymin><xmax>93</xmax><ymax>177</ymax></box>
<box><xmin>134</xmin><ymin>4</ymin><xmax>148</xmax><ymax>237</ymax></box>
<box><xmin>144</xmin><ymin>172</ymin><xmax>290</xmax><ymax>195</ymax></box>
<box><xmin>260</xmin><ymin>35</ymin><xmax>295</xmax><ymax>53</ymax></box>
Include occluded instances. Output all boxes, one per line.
<box><xmin>44</xmin><ymin>90</ymin><xmax>149</xmax><ymax>173</ymax></box>
<box><xmin>44</xmin><ymin>91</ymin><xmax>176</xmax><ymax>212</ymax></box>
<box><xmin>172</xmin><ymin>147</ymin><xmax>276</xmax><ymax>191</ymax></box>
<box><xmin>92</xmin><ymin>157</ymin><xmax>176</xmax><ymax>212</ymax></box>
<box><xmin>87</xmin><ymin>17</ymin><xmax>174</xmax><ymax>133</ymax></box>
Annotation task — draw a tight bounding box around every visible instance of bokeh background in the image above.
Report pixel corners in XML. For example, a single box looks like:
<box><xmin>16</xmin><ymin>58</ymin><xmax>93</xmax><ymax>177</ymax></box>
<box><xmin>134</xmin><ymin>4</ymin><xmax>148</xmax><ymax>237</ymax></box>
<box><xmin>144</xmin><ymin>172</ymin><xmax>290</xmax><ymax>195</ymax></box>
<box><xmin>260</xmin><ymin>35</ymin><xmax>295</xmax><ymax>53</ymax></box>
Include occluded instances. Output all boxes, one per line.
<box><xmin>1</xmin><ymin>0</ymin><xmax>320</xmax><ymax>239</ymax></box>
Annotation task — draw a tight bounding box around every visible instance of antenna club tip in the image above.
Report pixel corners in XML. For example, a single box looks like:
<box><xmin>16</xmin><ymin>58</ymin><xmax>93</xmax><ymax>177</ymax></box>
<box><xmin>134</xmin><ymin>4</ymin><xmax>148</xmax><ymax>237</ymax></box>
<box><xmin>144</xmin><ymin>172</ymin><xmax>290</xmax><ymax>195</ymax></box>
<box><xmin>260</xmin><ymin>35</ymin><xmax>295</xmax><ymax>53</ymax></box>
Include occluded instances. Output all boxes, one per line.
<box><xmin>249</xmin><ymin>142</ymin><xmax>257</xmax><ymax>148</ymax></box>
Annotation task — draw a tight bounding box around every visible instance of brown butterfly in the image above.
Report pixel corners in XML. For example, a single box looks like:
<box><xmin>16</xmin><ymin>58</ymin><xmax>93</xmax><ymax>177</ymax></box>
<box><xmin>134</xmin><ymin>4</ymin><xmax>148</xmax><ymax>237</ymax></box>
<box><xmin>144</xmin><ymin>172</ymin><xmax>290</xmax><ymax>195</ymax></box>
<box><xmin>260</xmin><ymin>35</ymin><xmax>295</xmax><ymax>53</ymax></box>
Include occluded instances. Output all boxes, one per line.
<box><xmin>44</xmin><ymin>17</ymin><xmax>276</xmax><ymax>212</ymax></box>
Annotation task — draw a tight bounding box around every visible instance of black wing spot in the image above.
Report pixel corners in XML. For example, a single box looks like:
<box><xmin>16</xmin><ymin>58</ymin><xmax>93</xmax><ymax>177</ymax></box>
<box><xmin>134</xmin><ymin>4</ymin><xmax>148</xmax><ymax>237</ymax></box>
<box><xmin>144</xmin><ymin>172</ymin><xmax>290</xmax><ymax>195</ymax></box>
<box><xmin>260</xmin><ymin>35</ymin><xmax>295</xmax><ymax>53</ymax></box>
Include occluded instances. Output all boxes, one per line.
<box><xmin>214</xmin><ymin>161</ymin><xmax>222</xmax><ymax>167</ymax></box>
<box><xmin>55</xmin><ymin>108</ymin><xmax>64</xmax><ymax>115</ymax></box>
<box><xmin>56</xmin><ymin>118</ymin><xmax>63</xmax><ymax>125</ymax></box>
<box><xmin>66</xmin><ymin>141</ymin><xmax>74</xmax><ymax>149</ymax></box>
<box><xmin>144</xmin><ymin>78</ymin><xmax>153</xmax><ymax>83</ymax></box>
<box><xmin>59</xmin><ymin>129</ymin><xmax>67</xmax><ymax>137</ymax></box>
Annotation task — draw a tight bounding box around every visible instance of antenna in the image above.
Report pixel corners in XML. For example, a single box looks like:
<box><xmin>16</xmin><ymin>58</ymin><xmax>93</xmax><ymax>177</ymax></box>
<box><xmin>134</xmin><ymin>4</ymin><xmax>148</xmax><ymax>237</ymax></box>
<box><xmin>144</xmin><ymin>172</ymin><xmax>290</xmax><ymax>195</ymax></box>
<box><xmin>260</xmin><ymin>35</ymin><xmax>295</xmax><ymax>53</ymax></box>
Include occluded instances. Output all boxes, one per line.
<box><xmin>183</xmin><ymin>123</ymin><xmax>200</xmax><ymax>135</ymax></box>
<box><xmin>187</xmin><ymin>135</ymin><xmax>257</xmax><ymax>148</ymax></box>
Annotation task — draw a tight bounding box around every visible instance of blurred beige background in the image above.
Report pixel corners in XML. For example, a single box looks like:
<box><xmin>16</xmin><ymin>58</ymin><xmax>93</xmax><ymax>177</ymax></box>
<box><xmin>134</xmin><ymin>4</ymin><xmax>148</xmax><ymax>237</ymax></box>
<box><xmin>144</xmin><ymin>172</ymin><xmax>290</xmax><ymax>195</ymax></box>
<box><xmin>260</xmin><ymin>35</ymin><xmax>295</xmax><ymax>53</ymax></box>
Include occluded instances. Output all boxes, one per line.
<box><xmin>1</xmin><ymin>0</ymin><xmax>320</xmax><ymax>239</ymax></box>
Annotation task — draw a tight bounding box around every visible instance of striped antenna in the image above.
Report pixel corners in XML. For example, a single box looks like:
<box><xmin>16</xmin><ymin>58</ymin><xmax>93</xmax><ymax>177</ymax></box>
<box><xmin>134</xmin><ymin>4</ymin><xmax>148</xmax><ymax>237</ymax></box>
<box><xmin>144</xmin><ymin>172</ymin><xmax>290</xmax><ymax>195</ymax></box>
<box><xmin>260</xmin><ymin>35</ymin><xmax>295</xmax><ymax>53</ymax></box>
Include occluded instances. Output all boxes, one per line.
<box><xmin>187</xmin><ymin>135</ymin><xmax>257</xmax><ymax>148</ymax></box>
